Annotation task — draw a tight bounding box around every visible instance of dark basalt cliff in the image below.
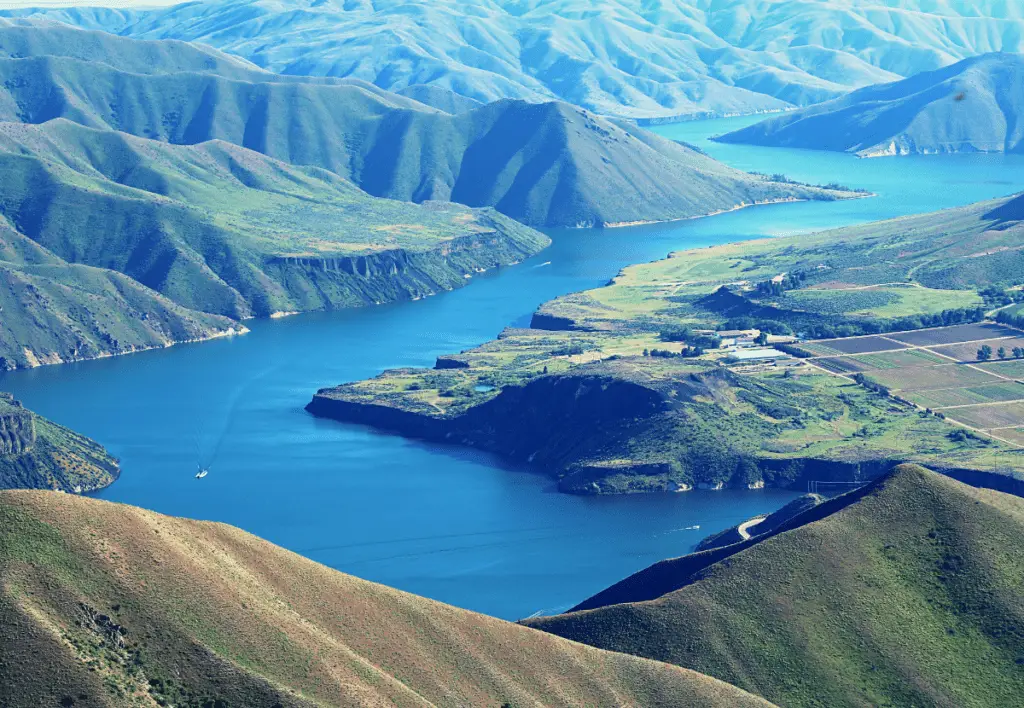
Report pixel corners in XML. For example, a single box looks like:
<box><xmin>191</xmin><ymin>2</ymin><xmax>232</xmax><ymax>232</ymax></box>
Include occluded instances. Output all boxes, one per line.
<box><xmin>308</xmin><ymin>370</ymin><xmax>667</xmax><ymax>493</ymax></box>
<box><xmin>261</xmin><ymin>229</ymin><xmax>541</xmax><ymax>314</ymax></box>
<box><xmin>308</xmin><ymin>366</ymin><xmax>1024</xmax><ymax>497</ymax></box>
<box><xmin>0</xmin><ymin>396</ymin><xmax>34</xmax><ymax>455</ymax></box>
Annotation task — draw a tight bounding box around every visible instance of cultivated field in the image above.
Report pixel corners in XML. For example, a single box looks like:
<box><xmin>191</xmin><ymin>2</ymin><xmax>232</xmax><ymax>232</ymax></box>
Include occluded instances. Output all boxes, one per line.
<box><xmin>807</xmin><ymin>323</ymin><xmax>1024</xmax><ymax>444</ymax></box>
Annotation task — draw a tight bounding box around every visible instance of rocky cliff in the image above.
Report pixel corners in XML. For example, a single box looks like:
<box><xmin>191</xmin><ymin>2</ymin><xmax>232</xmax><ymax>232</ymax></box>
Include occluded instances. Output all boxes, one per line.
<box><xmin>0</xmin><ymin>394</ymin><xmax>34</xmax><ymax>455</ymax></box>
<box><xmin>0</xmin><ymin>393</ymin><xmax>118</xmax><ymax>492</ymax></box>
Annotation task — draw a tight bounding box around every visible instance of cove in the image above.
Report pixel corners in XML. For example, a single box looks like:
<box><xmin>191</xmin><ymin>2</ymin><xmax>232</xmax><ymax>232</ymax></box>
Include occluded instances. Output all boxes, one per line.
<box><xmin>2</xmin><ymin>116</ymin><xmax>1023</xmax><ymax>620</ymax></box>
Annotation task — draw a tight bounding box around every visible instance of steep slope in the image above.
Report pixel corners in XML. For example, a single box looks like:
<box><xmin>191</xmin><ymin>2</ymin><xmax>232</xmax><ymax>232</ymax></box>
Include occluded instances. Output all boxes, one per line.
<box><xmin>718</xmin><ymin>53</ymin><xmax>1024</xmax><ymax>156</ymax></box>
<box><xmin>0</xmin><ymin>21</ymin><xmax>855</xmax><ymax>227</ymax></box>
<box><xmin>527</xmin><ymin>465</ymin><xmax>1024</xmax><ymax>708</ymax></box>
<box><xmin>7</xmin><ymin>1</ymin><xmax>1024</xmax><ymax>120</ymax></box>
<box><xmin>0</xmin><ymin>392</ymin><xmax>118</xmax><ymax>492</ymax></box>
<box><xmin>694</xmin><ymin>493</ymin><xmax>825</xmax><ymax>552</ymax></box>
<box><xmin>0</xmin><ymin>119</ymin><xmax>546</xmax><ymax>368</ymax></box>
<box><xmin>0</xmin><ymin>491</ymin><xmax>774</xmax><ymax>708</ymax></box>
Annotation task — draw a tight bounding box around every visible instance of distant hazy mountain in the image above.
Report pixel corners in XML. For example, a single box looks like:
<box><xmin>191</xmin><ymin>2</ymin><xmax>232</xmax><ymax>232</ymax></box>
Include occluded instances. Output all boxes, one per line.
<box><xmin>6</xmin><ymin>1</ymin><xmax>1024</xmax><ymax>120</ymax></box>
<box><xmin>717</xmin><ymin>53</ymin><xmax>1024</xmax><ymax>156</ymax></box>
<box><xmin>0</xmin><ymin>20</ymin><xmax>854</xmax><ymax>228</ymax></box>
<box><xmin>397</xmin><ymin>84</ymin><xmax>483</xmax><ymax>114</ymax></box>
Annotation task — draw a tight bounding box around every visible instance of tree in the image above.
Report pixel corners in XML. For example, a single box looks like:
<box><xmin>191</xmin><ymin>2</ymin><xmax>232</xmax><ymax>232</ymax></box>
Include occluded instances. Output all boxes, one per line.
<box><xmin>1014</xmin><ymin>347</ymin><xmax>1024</xmax><ymax>359</ymax></box>
<box><xmin>755</xmin><ymin>331</ymin><xmax>769</xmax><ymax>346</ymax></box>
<box><xmin>978</xmin><ymin>345</ymin><xmax>993</xmax><ymax>361</ymax></box>
<box><xmin>999</xmin><ymin>347</ymin><xmax>1008</xmax><ymax>359</ymax></box>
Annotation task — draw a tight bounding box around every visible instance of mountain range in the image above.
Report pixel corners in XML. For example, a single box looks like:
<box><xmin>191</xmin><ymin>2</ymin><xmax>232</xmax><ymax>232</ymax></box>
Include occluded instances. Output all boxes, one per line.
<box><xmin>0</xmin><ymin>488</ymin><xmax>772</xmax><ymax>708</ymax></box>
<box><xmin>526</xmin><ymin>464</ymin><xmax>1024</xmax><ymax>708</ymax></box>
<box><xmin>0</xmin><ymin>116</ymin><xmax>546</xmax><ymax>369</ymax></box>
<box><xmin>5</xmin><ymin>0</ymin><xmax>1024</xmax><ymax>120</ymax></box>
<box><xmin>0</xmin><ymin>19</ymin><xmax>851</xmax><ymax>229</ymax></box>
<box><xmin>718</xmin><ymin>53</ymin><xmax>1024</xmax><ymax>156</ymax></box>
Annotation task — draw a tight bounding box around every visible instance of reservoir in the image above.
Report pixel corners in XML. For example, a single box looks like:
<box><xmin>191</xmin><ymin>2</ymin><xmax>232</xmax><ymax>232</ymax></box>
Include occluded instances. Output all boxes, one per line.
<box><xmin>3</xmin><ymin>116</ymin><xmax>1023</xmax><ymax>619</ymax></box>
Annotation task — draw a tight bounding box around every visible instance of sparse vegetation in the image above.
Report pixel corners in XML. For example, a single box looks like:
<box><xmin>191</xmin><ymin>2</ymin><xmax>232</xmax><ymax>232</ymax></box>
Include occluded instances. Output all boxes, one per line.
<box><xmin>0</xmin><ymin>491</ymin><xmax>768</xmax><ymax>708</ymax></box>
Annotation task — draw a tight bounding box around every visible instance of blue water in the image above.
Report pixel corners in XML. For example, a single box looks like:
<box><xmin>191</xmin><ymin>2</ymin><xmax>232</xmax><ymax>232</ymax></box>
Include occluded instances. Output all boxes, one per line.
<box><xmin>2</xmin><ymin>117</ymin><xmax>1023</xmax><ymax>620</ymax></box>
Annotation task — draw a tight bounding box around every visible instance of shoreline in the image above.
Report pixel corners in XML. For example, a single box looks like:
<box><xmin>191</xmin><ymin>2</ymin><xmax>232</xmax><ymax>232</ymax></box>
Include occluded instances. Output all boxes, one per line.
<box><xmin>2</xmin><ymin>326</ymin><xmax>249</xmax><ymax>374</ymax></box>
<box><xmin>305</xmin><ymin>392</ymin><xmax>1024</xmax><ymax>499</ymax></box>
<box><xmin>599</xmin><ymin>192</ymin><xmax>874</xmax><ymax>230</ymax></box>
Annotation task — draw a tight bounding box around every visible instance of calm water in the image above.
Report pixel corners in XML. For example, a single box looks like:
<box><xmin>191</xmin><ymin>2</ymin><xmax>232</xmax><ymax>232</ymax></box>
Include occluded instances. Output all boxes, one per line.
<box><xmin>2</xmin><ymin>117</ymin><xmax>1023</xmax><ymax>619</ymax></box>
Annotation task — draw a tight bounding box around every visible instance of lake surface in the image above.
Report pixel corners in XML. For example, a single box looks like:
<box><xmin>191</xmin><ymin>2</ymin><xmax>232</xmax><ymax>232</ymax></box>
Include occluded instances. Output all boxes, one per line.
<box><xmin>3</xmin><ymin>116</ymin><xmax>1024</xmax><ymax>619</ymax></box>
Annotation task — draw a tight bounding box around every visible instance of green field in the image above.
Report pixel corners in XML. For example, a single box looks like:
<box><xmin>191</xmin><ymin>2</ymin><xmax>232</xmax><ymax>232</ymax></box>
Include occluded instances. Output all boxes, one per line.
<box><xmin>866</xmin><ymin>363</ymin><xmax>1004</xmax><ymax>392</ymax></box>
<box><xmin>907</xmin><ymin>383</ymin><xmax>1024</xmax><ymax>409</ymax></box>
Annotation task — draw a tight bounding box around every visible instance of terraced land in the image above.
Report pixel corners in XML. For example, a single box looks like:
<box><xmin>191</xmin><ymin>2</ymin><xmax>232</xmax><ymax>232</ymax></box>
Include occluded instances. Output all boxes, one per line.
<box><xmin>805</xmin><ymin>324</ymin><xmax>1024</xmax><ymax>444</ymax></box>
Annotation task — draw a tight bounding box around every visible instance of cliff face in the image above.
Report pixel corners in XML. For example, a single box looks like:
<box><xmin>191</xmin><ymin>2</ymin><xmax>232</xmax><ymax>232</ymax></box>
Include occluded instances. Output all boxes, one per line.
<box><xmin>261</xmin><ymin>229</ymin><xmax>544</xmax><ymax>314</ymax></box>
<box><xmin>310</xmin><ymin>370</ymin><xmax>667</xmax><ymax>477</ymax></box>
<box><xmin>0</xmin><ymin>393</ymin><xmax>118</xmax><ymax>493</ymax></box>
<box><xmin>0</xmin><ymin>397</ymin><xmax>34</xmax><ymax>455</ymax></box>
<box><xmin>308</xmin><ymin>363</ymin><xmax>1024</xmax><ymax>497</ymax></box>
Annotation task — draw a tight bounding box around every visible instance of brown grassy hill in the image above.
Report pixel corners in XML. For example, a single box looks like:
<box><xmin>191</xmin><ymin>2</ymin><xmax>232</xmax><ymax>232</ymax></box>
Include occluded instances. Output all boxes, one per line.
<box><xmin>0</xmin><ymin>491</ymin><xmax>774</xmax><ymax>708</ymax></box>
<box><xmin>527</xmin><ymin>465</ymin><xmax>1024</xmax><ymax>708</ymax></box>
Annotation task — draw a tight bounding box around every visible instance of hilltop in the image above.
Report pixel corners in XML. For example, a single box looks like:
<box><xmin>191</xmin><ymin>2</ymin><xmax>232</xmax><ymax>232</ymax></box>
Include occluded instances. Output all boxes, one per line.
<box><xmin>0</xmin><ymin>20</ymin><xmax>858</xmax><ymax>228</ymax></box>
<box><xmin>0</xmin><ymin>118</ymin><xmax>546</xmax><ymax>369</ymax></box>
<box><xmin>308</xmin><ymin>193</ymin><xmax>1024</xmax><ymax>495</ymax></box>
<box><xmin>717</xmin><ymin>53</ymin><xmax>1024</xmax><ymax>156</ymax></box>
<box><xmin>526</xmin><ymin>465</ymin><xmax>1024</xmax><ymax>708</ymax></box>
<box><xmin>8</xmin><ymin>1</ymin><xmax>1024</xmax><ymax>120</ymax></box>
<box><xmin>0</xmin><ymin>490</ymin><xmax>773</xmax><ymax>708</ymax></box>
<box><xmin>0</xmin><ymin>393</ymin><xmax>118</xmax><ymax>493</ymax></box>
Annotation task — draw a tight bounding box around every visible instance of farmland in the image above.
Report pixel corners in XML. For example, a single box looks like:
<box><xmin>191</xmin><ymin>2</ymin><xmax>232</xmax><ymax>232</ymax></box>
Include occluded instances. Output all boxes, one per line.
<box><xmin>801</xmin><ymin>323</ymin><xmax>1024</xmax><ymax>444</ymax></box>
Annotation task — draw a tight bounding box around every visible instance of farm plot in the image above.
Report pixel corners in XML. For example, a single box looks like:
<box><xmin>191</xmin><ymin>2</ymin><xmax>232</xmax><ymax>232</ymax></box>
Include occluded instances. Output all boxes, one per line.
<box><xmin>866</xmin><ymin>364</ymin><xmax>1004</xmax><ymax>392</ymax></box>
<box><xmin>929</xmin><ymin>337</ymin><xmax>1024</xmax><ymax>363</ymax></box>
<box><xmin>809</xmin><ymin>336</ymin><xmax>907</xmax><ymax>355</ymax></box>
<box><xmin>889</xmin><ymin>323</ymin><xmax>1020</xmax><ymax>346</ymax></box>
<box><xmin>815</xmin><ymin>349</ymin><xmax>947</xmax><ymax>374</ymax></box>
<box><xmin>799</xmin><ymin>342</ymin><xmax>850</xmax><ymax>357</ymax></box>
<box><xmin>942</xmin><ymin>403</ymin><xmax>1024</xmax><ymax>431</ymax></box>
<box><xmin>978</xmin><ymin>360</ymin><xmax>1024</xmax><ymax>379</ymax></box>
<box><xmin>813</xmin><ymin>357</ymin><xmax>865</xmax><ymax>374</ymax></box>
<box><xmin>989</xmin><ymin>427</ymin><xmax>1024</xmax><ymax>446</ymax></box>
<box><xmin>850</xmin><ymin>349</ymin><xmax>949</xmax><ymax>369</ymax></box>
<box><xmin>906</xmin><ymin>383</ymin><xmax>1024</xmax><ymax>410</ymax></box>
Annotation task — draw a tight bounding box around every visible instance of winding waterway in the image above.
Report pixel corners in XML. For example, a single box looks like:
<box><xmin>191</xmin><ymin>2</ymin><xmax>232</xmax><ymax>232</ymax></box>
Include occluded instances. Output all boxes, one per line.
<box><xmin>3</xmin><ymin>116</ymin><xmax>1024</xmax><ymax>619</ymax></box>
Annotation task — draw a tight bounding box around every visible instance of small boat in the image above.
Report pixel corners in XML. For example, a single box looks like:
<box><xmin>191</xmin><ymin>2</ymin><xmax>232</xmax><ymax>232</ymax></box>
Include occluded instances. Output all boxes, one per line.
<box><xmin>196</xmin><ymin>467</ymin><xmax>209</xmax><ymax>479</ymax></box>
<box><xmin>685</xmin><ymin>524</ymin><xmax>700</xmax><ymax>530</ymax></box>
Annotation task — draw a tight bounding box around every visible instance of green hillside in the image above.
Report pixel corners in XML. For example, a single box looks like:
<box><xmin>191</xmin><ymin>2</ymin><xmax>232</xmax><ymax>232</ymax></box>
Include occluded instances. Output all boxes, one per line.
<box><xmin>0</xmin><ymin>490</ymin><xmax>773</xmax><ymax>708</ymax></box>
<box><xmin>0</xmin><ymin>21</ymin><xmax>858</xmax><ymax>228</ymax></box>
<box><xmin>0</xmin><ymin>118</ymin><xmax>546</xmax><ymax>367</ymax></box>
<box><xmin>0</xmin><ymin>392</ymin><xmax>118</xmax><ymax>492</ymax></box>
<box><xmin>309</xmin><ymin>193</ymin><xmax>1024</xmax><ymax>495</ymax></box>
<box><xmin>527</xmin><ymin>465</ymin><xmax>1024</xmax><ymax>708</ymax></box>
